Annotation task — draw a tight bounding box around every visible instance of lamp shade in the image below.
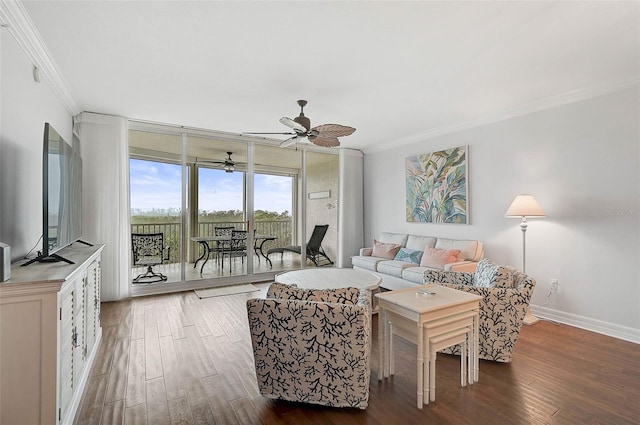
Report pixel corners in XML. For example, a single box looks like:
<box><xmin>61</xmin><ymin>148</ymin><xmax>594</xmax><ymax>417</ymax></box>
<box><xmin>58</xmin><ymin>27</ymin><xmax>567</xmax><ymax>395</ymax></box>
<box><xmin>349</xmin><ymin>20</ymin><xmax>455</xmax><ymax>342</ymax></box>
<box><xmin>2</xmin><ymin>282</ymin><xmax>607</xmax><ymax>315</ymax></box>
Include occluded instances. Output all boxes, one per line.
<box><xmin>505</xmin><ymin>194</ymin><xmax>547</xmax><ymax>218</ymax></box>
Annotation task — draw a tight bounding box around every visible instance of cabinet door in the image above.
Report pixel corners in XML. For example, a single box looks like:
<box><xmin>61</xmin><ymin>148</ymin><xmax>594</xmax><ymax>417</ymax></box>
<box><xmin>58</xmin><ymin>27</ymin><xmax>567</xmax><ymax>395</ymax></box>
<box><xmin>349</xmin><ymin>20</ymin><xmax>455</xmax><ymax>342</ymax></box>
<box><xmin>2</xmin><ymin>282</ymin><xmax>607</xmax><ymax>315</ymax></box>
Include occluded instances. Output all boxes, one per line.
<box><xmin>95</xmin><ymin>260</ymin><xmax>101</xmax><ymax>329</ymax></box>
<box><xmin>85</xmin><ymin>261</ymin><xmax>97</xmax><ymax>352</ymax></box>
<box><xmin>72</xmin><ymin>275</ymin><xmax>86</xmax><ymax>391</ymax></box>
<box><xmin>58</xmin><ymin>282</ymin><xmax>76</xmax><ymax>423</ymax></box>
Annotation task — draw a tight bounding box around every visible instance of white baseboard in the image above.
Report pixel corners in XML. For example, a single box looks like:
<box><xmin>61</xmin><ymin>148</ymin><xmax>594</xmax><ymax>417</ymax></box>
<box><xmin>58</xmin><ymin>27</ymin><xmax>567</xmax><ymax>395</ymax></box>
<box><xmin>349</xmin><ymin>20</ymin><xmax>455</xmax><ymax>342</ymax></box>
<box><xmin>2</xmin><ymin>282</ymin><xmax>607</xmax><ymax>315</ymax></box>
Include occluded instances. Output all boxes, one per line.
<box><xmin>531</xmin><ymin>304</ymin><xmax>640</xmax><ymax>344</ymax></box>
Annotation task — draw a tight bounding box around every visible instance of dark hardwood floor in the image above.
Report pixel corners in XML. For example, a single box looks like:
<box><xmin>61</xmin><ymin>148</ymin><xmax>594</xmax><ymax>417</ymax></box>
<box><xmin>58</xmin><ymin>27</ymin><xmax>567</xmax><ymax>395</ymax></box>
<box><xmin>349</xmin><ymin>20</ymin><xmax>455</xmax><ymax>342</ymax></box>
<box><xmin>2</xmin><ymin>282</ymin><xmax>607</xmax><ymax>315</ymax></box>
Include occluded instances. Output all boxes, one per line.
<box><xmin>75</xmin><ymin>283</ymin><xmax>640</xmax><ymax>425</ymax></box>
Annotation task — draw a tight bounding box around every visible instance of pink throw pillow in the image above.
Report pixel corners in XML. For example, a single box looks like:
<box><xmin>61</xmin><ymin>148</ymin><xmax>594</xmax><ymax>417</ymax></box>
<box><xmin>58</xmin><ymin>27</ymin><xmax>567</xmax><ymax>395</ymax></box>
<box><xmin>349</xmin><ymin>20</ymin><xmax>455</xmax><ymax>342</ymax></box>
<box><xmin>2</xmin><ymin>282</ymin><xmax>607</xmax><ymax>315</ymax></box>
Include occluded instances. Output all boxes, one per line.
<box><xmin>371</xmin><ymin>239</ymin><xmax>402</xmax><ymax>259</ymax></box>
<box><xmin>420</xmin><ymin>247</ymin><xmax>461</xmax><ymax>269</ymax></box>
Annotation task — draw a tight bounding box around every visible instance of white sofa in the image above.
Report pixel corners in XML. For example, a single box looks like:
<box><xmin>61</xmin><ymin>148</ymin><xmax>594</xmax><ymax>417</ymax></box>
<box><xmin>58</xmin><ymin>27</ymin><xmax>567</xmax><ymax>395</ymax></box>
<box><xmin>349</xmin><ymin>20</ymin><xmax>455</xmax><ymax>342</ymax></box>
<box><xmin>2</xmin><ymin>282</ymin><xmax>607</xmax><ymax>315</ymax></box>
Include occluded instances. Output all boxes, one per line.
<box><xmin>352</xmin><ymin>232</ymin><xmax>484</xmax><ymax>290</ymax></box>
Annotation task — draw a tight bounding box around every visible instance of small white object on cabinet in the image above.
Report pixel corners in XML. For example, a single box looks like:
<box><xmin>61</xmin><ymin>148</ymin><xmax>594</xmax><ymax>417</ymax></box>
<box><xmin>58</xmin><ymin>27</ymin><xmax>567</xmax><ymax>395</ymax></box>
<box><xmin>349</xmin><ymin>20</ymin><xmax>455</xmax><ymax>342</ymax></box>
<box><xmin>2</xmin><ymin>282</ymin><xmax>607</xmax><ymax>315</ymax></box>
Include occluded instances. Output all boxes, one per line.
<box><xmin>0</xmin><ymin>243</ymin><xmax>103</xmax><ymax>425</ymax></box>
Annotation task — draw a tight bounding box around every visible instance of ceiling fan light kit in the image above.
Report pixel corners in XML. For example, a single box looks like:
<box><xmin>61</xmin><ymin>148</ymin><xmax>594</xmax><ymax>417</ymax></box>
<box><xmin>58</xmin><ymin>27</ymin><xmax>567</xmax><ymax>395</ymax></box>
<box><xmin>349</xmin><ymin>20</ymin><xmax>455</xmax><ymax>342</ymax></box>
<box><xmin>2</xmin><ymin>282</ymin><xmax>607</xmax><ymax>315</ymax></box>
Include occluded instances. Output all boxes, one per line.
<box><xmin>198</xmin><ymin>151</ymin><xmax>236</xmax><ymax>172</ymax></box>
<box><xmin>222</xmin><ymin>151</ymin><xmax>235</xmax><ymax>173</ymax></box>
<box><xmin>247</xmin><ymin>100</ymin><xmax>355</xmax><ymax>148</ymax></box>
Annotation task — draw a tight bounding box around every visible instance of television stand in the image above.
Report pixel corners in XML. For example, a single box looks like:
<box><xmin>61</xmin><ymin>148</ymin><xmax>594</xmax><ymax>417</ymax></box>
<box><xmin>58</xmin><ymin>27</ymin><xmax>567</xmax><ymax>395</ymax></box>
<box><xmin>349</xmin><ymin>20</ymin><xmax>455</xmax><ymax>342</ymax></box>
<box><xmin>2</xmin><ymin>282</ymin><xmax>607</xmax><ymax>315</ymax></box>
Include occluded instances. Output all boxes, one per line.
<box><xmin>21</xmin><ymin>252</ymin><xmax>75</xmax><ymax>267</ymax></box>
<box><xmin>21</xmin><ymin>240</ymin><xmax>95</xmax><ymax>267</ymax></box>
<box><xmin>2</xmin><ymin>244</ymin><xmax>104</xmax><ymax>425</ymax></box>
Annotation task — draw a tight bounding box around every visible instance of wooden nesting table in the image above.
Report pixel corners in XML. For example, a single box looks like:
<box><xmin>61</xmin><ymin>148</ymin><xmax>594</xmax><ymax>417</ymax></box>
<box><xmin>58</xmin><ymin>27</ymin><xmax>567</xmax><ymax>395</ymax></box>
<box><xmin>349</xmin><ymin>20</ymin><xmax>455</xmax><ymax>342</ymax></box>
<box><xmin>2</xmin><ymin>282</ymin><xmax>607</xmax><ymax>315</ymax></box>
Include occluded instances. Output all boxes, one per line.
<box><xmin>375</xmin><ymin>284</ymin><xmax>482</xmax><ymax>408</ymax></box>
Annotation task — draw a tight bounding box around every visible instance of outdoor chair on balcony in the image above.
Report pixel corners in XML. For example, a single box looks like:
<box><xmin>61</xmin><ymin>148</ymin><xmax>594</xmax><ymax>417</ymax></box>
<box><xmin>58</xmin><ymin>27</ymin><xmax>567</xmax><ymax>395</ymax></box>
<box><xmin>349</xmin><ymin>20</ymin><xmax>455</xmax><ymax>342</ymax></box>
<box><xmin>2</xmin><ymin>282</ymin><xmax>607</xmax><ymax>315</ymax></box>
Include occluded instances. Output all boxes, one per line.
<box><xmin>267</xmin><ymin>224</ymin><xmax>333</xmax><ymax>267</ymax></box>
<box><xmin>131</xmin><ymin>232</ymin><xmax>170</xmax><ymax>283</ymax></box>
<box><xmin>225</xmin><ymin>229</ymin><xmax>248</xmax><ymax>272</ymax></box>
<box><xmin>211</xmin><ymin>226</ymin><xmax>234</xmax><ymax>266</ymax></box>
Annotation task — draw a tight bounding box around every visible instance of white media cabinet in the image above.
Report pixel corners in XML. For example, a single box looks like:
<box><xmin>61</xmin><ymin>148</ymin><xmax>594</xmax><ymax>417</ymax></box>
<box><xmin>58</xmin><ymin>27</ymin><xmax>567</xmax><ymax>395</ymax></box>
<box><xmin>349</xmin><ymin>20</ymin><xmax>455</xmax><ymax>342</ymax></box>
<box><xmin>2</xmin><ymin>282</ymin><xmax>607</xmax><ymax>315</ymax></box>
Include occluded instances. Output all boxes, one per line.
<box><xmin>0</xmin><ymin>243</ymin><xmax>104</xmax><ymax>425</ymax></box>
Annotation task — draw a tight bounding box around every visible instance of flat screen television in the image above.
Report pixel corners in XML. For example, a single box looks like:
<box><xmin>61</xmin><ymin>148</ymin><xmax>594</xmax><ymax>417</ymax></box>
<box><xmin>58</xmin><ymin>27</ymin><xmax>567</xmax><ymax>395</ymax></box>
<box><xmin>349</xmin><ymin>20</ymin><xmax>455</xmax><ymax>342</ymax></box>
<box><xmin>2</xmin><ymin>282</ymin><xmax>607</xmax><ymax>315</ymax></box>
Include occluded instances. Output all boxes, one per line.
<box><xmin>24</xmin><ymin>123</ymin><xmax>83</xmax><ymax>265</ymax></box>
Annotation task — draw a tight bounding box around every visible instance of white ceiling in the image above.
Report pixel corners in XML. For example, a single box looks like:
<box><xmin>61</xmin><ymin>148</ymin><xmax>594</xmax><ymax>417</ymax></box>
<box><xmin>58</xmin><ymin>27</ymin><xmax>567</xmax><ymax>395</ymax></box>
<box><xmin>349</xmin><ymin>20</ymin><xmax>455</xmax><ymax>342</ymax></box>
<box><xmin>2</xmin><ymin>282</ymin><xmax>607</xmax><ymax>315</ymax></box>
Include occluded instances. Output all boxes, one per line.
<box><xmin>20</xmin><ymin>1</ymin><xmax>640</xmax><ymax>153</ymax></box>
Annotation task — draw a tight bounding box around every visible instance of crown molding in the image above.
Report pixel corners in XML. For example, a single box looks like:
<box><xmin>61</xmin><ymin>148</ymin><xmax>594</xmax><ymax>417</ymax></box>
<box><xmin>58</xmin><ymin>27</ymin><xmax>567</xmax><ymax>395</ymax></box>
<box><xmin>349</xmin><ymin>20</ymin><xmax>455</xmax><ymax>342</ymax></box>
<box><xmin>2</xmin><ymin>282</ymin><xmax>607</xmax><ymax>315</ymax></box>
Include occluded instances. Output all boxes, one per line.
<box><xmin>368</xmin><ymin>76</ymin><xmax>640</xmax><ymax>154</ymax></box>
<box><xmin>0</xmin><ymin>0</ymin><xmax>81</xmax><ymax>115</ymax></box>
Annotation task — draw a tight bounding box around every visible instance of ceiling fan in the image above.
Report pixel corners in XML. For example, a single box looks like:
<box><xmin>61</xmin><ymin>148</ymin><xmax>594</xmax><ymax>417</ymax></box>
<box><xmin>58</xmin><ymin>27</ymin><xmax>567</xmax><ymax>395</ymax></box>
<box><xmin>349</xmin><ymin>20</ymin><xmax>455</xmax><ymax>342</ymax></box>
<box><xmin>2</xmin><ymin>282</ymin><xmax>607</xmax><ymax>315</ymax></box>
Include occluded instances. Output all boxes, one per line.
<box><xmin>245</xmin><ymin>100</ymin><xmax>356</xmax><ymax>148</ymax></box>
<box><xmin>197</xmin><ymin>151</ymin><xmax>236</xmax><ymax>173</ymax></box>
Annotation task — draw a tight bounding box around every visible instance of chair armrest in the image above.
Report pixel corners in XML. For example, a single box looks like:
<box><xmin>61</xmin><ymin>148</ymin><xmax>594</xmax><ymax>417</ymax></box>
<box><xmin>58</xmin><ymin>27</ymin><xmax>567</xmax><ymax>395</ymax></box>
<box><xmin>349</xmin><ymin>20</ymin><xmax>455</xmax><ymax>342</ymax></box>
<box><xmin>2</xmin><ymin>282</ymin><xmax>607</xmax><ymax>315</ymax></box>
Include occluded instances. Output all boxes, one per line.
<box><xmin>436</xmin><ymin>283</ymin><xmax>530</xmax><ymax>325</ymax></box>
<box><xmin>423</xmin><ymin>269</ymin><xmax>474</xmax><ymax>285</ymax></box>
<box><xmin>445</xmin><ymin>260</ymin><xmax>479</xmax><ymax>273</ymax></box>
<box><xmin>435</xmin><ymin>283</ymin><xmax>530</xmax><ymax>362</ymax></box>
<box><xmin>266</xmin><ymin>282</ymin><xmax>364</xmax><ymax>305</ymax></box>
<box><xmin>359</xmin><ymin>247</ymin><xmax>373</xmax><ymax>256</ymax></box>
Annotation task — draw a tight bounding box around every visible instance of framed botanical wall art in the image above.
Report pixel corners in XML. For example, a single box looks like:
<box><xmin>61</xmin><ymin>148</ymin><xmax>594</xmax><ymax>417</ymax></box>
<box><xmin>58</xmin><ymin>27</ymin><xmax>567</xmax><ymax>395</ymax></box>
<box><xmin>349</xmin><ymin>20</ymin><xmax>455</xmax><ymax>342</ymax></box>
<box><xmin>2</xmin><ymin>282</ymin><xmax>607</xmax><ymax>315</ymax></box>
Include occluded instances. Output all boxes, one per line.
<box><xmin>405</xmin><ymin>145</ymin><xmax>468</xmax><ymax>224</ymax></box>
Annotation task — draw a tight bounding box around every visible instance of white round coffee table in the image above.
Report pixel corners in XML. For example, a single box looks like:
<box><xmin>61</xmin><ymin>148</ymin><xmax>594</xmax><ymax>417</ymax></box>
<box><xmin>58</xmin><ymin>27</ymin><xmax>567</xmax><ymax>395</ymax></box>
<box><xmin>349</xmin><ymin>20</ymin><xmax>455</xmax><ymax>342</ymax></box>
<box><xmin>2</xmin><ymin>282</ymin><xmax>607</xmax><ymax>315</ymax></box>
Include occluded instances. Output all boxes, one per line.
<box><xmin>275</xmin><ymin>268</ymin><xmax>382</xmax><ymax>290</ymax></box>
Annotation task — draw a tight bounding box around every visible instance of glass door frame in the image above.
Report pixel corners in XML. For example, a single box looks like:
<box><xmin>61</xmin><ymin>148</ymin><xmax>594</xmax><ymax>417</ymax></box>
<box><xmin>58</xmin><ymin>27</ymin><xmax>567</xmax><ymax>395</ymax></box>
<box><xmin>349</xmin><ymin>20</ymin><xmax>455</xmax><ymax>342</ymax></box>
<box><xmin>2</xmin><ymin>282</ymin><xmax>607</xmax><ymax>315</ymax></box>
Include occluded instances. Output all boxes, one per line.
<box><xmin>129</xmin><ymin>121</ymin><xmax>334</xmax><ymax>296</ymax></box>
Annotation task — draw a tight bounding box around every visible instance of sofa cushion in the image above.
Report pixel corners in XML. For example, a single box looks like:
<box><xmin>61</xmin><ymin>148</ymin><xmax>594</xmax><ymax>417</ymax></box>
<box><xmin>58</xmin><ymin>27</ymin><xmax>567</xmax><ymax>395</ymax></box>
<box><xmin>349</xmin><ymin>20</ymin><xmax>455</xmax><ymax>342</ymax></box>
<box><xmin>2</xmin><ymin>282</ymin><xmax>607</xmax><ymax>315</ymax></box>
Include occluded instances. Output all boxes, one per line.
<box><xmin>420</xmin><ymin>247</ymin><xmax>461</xmax><ymax>269</ymax></box>
<box><xmin>372</xmin><ymin>240</ymin><xmax>402</xmax><ymax>259</ymax></box>
<box><xmin>376</xmin><ymin>260</ymin><xmax>415</xmax><ymax>278</ymax></box>
<box><xmin>435</xmin><ymin>238</ymin><xmax>483</xmax><ymax>262</ymax></box>
<box><xmin>378</xmin><ymin>232</ymin><xmax>409</xmax><ymax>246</ymax></box>
<box><xmin>473</xmin><ymin>258</ymin><xmax>513</xmax><ymax>288</ymax></box>
<box><xmin>405</xmin><ymin>235</ymin><xmax>437</xmax><ymax>251</ymax></box>
<box><xmin>394</xmin><ymin>247</ymin><xmax>423</xmax><ymax>264</ymax></box>
<box><xmin>402</xmin><ymin>266</ymin><xmax>435</xmax><ymax>284</ymax></box>
<box><xmin>351</xmin><ymin>255</ymin><xmax>384</xmax><ymax>272</ymax></box>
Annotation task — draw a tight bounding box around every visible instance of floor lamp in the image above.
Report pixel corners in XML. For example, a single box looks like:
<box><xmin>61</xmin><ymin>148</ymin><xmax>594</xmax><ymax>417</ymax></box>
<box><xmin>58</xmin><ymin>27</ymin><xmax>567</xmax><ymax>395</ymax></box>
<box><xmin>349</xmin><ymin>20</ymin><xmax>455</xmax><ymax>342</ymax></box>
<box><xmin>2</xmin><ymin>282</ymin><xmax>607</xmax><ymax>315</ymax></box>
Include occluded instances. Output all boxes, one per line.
<box><xmin>505</xmin><ymin>194</ymin><xmax>546</xmax><ymax>325</ymax></box>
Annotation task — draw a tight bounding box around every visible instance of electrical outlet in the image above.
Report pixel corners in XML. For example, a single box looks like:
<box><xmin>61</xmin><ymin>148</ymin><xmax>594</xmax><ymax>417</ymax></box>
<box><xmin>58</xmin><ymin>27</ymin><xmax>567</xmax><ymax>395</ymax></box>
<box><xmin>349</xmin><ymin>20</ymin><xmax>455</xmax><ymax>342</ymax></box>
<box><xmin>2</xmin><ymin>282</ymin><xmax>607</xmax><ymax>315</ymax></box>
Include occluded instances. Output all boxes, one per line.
<box><xmin>550</xmin><ymin>279</ymin><xmax>559</xmax><ymax>291</ymax></box>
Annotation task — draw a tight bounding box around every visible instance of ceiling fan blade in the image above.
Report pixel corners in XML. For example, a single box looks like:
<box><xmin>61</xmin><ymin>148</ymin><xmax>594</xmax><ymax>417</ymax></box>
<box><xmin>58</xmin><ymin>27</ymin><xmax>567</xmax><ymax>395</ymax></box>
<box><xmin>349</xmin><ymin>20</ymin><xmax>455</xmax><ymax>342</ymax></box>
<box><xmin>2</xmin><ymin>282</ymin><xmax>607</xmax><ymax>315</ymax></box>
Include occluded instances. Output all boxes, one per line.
<box><xmin>195</xmin><ymin>157</ymin><xmax>224</xmax><ymax>164</ymax></box>
<box><xmin>279</xmin><ymin>136</ymin><xmax>299</xmax><ymax>148</ymax></box>
<box><xmin>243</xmin><ymin>132</ymin><xmax>296</xmax><ymax>135</ymax></box>
<box><xmin>310</xmin><ymin>135</ymin><xmax>340</xmax><ymax>148</ymax></box>
<box><xmin>311</xmin><ymin>124</ymin><xmax>356</xmax><ymax>138</ymax></box>
<box><xmin>279</xmin><ymin>117</ymin><xmax>307</xmax><ymax>134</ymax></box>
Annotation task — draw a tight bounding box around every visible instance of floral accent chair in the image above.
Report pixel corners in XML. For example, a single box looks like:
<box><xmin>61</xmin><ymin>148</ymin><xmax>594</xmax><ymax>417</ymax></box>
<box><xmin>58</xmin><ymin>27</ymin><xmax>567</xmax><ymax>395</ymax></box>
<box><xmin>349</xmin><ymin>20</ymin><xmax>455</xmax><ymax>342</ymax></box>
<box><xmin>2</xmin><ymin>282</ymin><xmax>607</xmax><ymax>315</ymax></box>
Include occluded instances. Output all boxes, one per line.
<box><xmin>246</xmin><ymin>283</ymin><xmax>372</xmax><ymax>408</ymax></box>
<box><xmin>424</xmin><ymin>259</ymin><xmax>536</xmax><ymax>362</ymax></box>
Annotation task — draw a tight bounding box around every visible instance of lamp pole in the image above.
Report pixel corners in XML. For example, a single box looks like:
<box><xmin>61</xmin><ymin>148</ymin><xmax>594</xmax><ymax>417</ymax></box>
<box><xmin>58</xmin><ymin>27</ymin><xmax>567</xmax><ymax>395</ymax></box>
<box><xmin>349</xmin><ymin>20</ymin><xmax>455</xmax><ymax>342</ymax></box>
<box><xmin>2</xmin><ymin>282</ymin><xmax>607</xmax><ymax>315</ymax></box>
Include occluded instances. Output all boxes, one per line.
<box><xmin>505</xmin><ymin>194</ymin><xmax>546</xmax><ymax>326</ymax></box>
<box><xmin>520</xmin><ymin>216</ymin><xmax>528</xmax><ymax>273</ymax></box>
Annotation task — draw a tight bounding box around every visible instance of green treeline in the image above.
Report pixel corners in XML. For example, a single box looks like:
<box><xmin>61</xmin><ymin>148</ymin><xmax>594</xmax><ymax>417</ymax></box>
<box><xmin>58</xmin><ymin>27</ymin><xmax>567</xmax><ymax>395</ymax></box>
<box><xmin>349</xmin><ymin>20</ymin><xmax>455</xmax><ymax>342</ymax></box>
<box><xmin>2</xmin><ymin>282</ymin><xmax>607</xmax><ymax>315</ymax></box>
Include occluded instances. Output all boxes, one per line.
<box><xmin>131</xmin><ymin>209</ymin><xmax>290</xmax><ymax>224</ymax></box>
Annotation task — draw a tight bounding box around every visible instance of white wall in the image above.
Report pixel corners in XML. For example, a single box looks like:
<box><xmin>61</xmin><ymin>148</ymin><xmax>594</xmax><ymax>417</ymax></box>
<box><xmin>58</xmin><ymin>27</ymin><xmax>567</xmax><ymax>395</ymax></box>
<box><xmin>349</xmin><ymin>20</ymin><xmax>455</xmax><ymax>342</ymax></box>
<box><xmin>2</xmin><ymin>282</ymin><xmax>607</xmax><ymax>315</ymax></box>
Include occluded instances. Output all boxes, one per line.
<box><xmin>0</xmin><ymin>29</ymin><xmax>72</xmax><ymax>259</ymax></box>
<box><xmin>338</xmin><ymin>149</ymin><xmax>364</xmax><ymax>268</ymax></box>
<box><xmin>305</xmin><ymin>152</ymin><xmax>339</xmax><ymax>263</ymax></box>
<box><xmin>364</xmin><ymin>87</ymin><xmax>640</xmax><ymax>340</ymax></box>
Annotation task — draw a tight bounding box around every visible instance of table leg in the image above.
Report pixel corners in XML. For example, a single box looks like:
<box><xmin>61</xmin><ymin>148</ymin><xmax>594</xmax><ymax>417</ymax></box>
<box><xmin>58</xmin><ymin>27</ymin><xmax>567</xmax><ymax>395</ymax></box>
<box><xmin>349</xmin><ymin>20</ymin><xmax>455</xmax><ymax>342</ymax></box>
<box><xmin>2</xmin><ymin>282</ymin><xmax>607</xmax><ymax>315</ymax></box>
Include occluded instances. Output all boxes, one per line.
<box><xmin>193</xmin><ymin>241</ymin><xmax>207</xmax><ymax>269</ymax></box>
<box><xmin>461</xmin><ymin>339</ymin><xmax>467</xmax><ymax>387</ymax></box>
<box><xmin>423</xmin><ymin>328</ymin><xmax>429</xmax><ymax>405</ymax></box>
<box><xmin>417</xmin><ymin>322</ymin><xmax>424</xmax><ymax>409</ymax></box>
<box><xmin>199</xmin><ymin>241</ymin><xmax>211</xmax><ymax>274</ymax></box>
<box><xmin>378</xmin><ymin>308</ymin><xmax>384</xmax><ymax>381</ymax></box>
<box><xmin>389</xmin><ymin>322</ymin><xmax>394</xmax><ymax>376</ymax></box>
<box><xmin>468</xmin><ymin>327</ymin><xmax>473</xmax><ymax>385</ymax></box>
<box><xmin>474</xmin><ymin>311</ymin><xmax>479</xmax><ymax>383</ymax></box>
<box><xmin>429</xmin><ymin>350</ymin><xmax>436</xmax><ymax>403</ymax></box>
<box><xmin>255</xmin><ymin>239</ymin><xmax>273</xmax><ymax>268</ymax></box>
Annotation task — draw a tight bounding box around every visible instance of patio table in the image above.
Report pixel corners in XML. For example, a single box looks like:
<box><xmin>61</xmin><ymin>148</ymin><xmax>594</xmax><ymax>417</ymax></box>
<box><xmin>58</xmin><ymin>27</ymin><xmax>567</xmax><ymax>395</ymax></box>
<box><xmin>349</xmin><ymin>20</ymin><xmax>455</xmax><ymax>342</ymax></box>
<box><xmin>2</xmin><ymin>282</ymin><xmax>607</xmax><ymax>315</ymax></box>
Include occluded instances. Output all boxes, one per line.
<box><xmin>191</xmin><ymin>234</ymin><xmax>276</xmax><ymax>273</ymax></box>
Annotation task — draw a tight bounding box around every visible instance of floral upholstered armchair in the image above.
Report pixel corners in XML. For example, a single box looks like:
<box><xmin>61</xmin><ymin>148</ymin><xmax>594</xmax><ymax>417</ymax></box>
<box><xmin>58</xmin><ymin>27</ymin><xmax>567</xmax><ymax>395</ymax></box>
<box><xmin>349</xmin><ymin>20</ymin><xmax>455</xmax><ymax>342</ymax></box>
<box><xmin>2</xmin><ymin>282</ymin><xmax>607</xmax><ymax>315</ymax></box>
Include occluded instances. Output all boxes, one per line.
<box><xmin>246</xmin><ymin>283</ymin><xmax>371</xmax><ymax>408</ymax></box>
<box><xmin>424</xmin><ymin>259</ymin><xmax>536</xmax><ymax>363</ymax></box>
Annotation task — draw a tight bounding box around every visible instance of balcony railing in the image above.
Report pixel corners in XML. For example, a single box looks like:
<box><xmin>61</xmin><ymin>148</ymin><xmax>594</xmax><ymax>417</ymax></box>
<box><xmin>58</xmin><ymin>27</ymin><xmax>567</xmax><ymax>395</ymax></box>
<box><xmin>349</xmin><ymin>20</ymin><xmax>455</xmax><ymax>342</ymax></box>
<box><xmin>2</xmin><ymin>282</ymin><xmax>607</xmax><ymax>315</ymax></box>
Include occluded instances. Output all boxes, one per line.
<box><xmin>131</xmin><ymin>219</ymin><xmax>292</xmax><ymax>264</ymax></box>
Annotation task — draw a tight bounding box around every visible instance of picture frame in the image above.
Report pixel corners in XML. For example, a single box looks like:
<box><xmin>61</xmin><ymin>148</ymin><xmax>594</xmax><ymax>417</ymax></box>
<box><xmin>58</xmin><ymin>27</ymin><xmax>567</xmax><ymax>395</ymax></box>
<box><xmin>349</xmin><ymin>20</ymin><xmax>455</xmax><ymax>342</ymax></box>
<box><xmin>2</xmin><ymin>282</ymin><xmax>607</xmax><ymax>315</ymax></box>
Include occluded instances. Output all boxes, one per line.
<box><xmin>405</xmin><ymin>145</ymin><xmax>468</xmax><ymax>224</ymax></box>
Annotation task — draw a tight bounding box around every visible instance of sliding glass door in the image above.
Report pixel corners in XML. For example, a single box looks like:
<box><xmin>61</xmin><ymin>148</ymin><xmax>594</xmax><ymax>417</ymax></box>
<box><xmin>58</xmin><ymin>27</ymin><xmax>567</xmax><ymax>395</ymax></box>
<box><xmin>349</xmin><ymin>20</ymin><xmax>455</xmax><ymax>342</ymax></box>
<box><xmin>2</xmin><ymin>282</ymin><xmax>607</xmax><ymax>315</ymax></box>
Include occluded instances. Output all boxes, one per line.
<box><xmin>254</xmin><ymin>144</ymin><xmax>301</xmax><ymax>273</ymax></box>
<box><xmin>128</xmin><ymin>124</ymin><xmax>341</xmax><ymax>294</ymax></box>
<box><xmin>129</xmin><ymin>132</ymin><xmax>184</xmax><ymax>285</ymax></box>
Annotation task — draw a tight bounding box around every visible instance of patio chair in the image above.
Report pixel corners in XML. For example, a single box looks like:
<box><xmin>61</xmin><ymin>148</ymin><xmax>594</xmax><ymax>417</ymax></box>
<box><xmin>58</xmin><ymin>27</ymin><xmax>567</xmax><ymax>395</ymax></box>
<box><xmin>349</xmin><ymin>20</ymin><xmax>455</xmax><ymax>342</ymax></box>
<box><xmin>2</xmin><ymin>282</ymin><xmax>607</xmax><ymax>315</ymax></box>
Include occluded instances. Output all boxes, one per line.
<box><xmin>267</xmin><ymin>224</ymin><xmax>333</xmax><ymax>266</ymax></box>
<box><xmin>225</xmin><ymin>229</ymin><xmax>248</xmax><ymax>272</ymax></box>
<box><xmin>131</xmin><ymin>233</ymin><xmax>170</xmax><ymax>283</ymax></box>
<box><xmin>212</xmin><ymin>226</ymin><xmax>235</xmax><ymax>266</ymax></box>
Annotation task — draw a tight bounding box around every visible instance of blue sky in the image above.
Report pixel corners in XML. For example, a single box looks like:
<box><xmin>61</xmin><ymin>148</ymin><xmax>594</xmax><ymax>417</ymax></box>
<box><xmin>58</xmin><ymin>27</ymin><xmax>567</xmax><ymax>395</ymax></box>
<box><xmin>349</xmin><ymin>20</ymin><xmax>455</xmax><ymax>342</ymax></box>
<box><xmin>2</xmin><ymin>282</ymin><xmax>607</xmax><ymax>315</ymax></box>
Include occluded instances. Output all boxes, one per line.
<box><xmin>129</xmin><ymin>159</ymin><xmax>292</xmax><ymax>214</ymax></box>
